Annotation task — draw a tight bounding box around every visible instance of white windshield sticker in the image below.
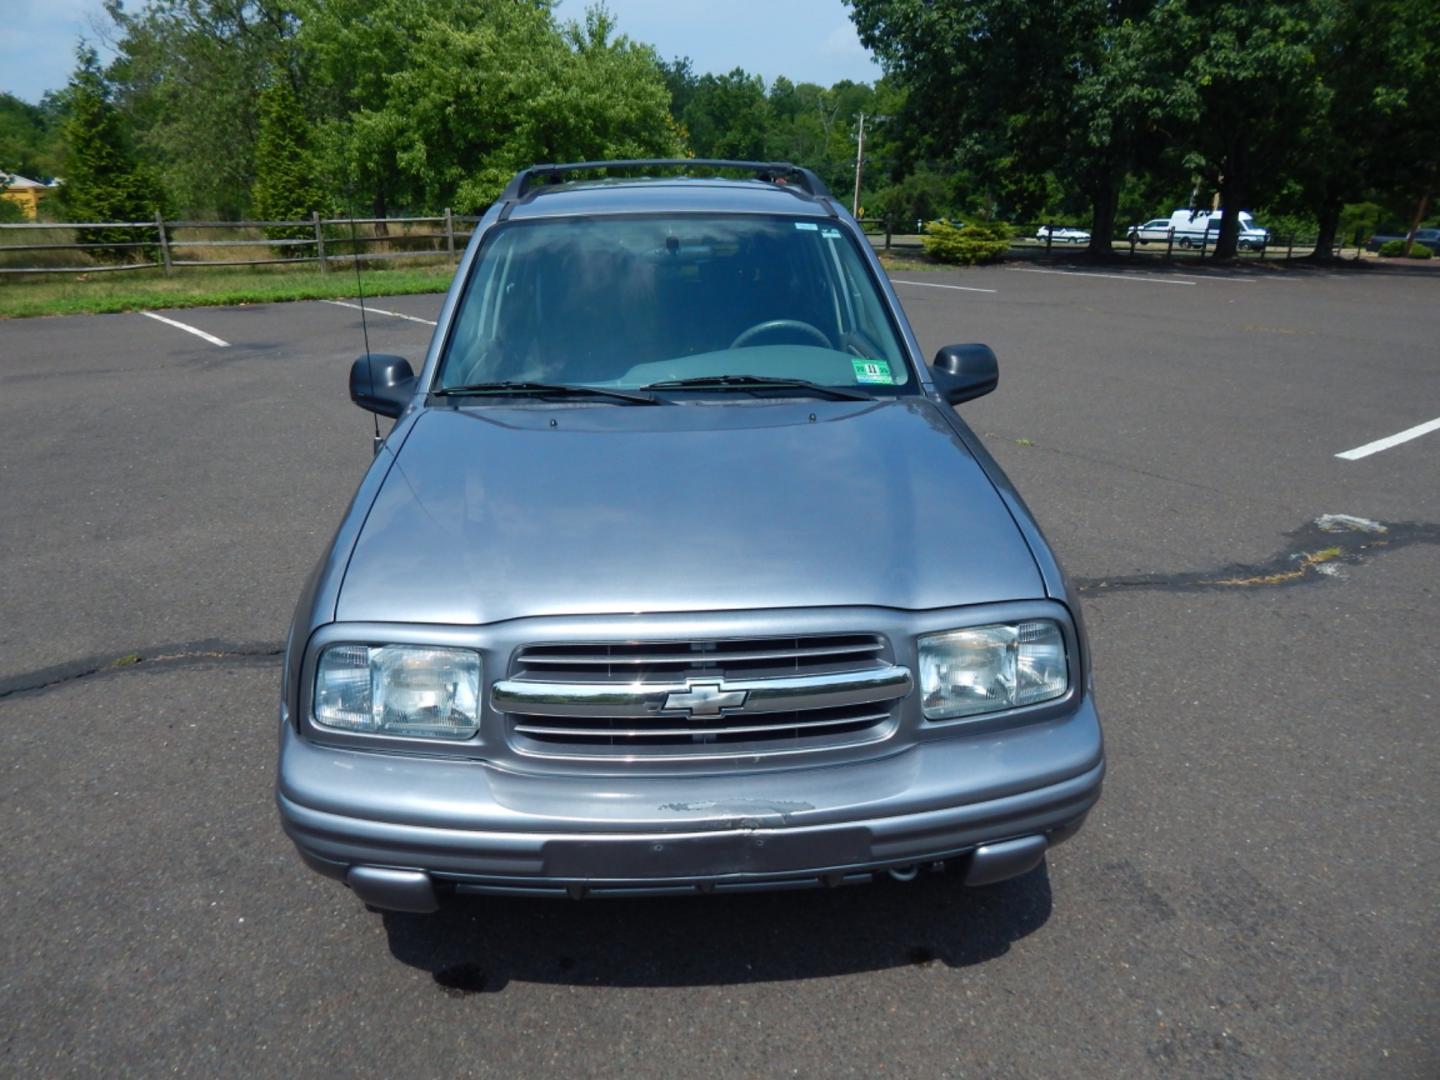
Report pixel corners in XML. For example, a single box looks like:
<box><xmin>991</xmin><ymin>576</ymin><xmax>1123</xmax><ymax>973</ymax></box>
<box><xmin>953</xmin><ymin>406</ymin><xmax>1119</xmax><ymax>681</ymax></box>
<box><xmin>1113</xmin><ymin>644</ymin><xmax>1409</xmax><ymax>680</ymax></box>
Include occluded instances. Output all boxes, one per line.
<box><xmin>794</xmin><ymin>222</ymin><xmax>819</xmax><ymax>231</ymax></box>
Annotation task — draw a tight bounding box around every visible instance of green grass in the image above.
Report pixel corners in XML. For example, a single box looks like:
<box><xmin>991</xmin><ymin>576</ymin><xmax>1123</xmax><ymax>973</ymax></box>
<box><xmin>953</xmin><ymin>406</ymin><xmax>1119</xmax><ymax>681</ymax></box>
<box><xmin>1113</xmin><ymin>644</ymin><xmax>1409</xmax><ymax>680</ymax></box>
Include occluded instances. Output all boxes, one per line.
<box><xmin>875</xmin><ymin>251</ymin><xmax>942</xmax><ymax>272</ymax></box>
<box><xmin>0</xmin><ymin>263</ymin><xmax>457</xmax><ymax>319</ymax></box>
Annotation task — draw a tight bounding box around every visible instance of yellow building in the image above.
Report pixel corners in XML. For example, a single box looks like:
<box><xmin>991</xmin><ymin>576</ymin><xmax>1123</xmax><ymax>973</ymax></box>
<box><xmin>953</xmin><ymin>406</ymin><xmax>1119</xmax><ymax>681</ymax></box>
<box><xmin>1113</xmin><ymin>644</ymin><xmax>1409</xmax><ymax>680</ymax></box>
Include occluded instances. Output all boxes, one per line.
<box><xmin>1</xmin><ymin>172</ymin><xmax>52</xmax><ymax>220</ymax></box>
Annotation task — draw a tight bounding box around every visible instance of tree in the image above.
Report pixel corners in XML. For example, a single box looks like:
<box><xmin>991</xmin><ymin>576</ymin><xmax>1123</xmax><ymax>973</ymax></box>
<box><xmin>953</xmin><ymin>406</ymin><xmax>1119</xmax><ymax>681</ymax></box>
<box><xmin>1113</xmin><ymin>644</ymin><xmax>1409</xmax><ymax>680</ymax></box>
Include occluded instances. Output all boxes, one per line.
<box><xmin>251</xmin><ymin>75</ymin><xmax>324</xmax><ymax>251</ymax></box>
<box><xmin>658</xmin><ymin>56</ymin><xmax>699</xmax><ymax>123</ymax></box>
<box><xmin>873</xmin><ymin>167</ymin><xmax>951</xmax><ymax>229</ymax></box>
<box><xmin>297</xmin><ymin>0</ymin><xmax>679</xmax><ymax>215</ymax></box>
<box><xmin>1372</xmin><ymin>0</ymin><xmax>1440</xmax><ymax>254</ymax></box>
<box><xmin>0</xmin><ymin>92</ymin><xmax>65</xmax><ymax>181</ymax></box>
<box><xmin>850</xmin><ymin>0</ymin><xmax>1187</xmax><ymax>256</ymax></box>
<box><xmin>760</xmin><ymin>79</ymin><xmax>848</xmax><ymax>179</ymax></box>
<box><xmin>55</xmin><ymin>46</ymin><xmax>157</xmax><ymax>257</ymax></box>
<box><xmin>681</xmin><ymin>69</ymin><xmax>772</xmax><ymax>160</ymax></box>
<box><xmin>1171</xmin><ymin>1</ymin><xmax>1329</xmax><ymax>258</ymax></box>
<box><xmin>103</xmin><ymin>0</ymin><xmax>296</xmax><ymax>218</ymax></box>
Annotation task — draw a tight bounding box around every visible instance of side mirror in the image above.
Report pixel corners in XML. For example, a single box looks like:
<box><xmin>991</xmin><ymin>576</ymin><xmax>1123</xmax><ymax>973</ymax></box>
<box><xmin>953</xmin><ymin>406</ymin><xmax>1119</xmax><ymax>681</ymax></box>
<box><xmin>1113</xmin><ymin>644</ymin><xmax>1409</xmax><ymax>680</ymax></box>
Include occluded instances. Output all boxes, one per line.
<box><xmin>349</xmin><ymin>354</ymin><xmax>416</xmax><ymax>418</ymax></box>
<box><xmin>930</xmin><ymin>343</ymin><xmax>998</xmax><ymax>405</ymax></box>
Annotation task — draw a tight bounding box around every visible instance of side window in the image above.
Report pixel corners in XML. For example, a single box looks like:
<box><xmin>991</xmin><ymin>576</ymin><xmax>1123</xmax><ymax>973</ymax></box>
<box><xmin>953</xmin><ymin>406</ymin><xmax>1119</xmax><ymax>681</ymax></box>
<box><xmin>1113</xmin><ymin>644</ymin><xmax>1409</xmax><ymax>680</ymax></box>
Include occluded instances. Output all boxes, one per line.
<box><xmin>828</xmin><ymin>234</ymin><xmax>904</xmax><ymax>370</ymax></box>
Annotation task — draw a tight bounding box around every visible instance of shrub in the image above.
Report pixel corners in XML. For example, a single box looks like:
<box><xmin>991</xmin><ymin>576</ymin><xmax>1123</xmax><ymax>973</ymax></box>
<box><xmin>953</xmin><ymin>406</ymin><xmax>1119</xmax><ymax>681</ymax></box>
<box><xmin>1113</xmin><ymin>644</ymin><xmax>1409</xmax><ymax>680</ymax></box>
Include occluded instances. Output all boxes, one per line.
<box><xmin>0</xmin><ymin>195</ymin><xmax>27</xmax><ymax>223</ymax></box>
<box><xmin>1378</xmin><ymin>238</ymin><xmax>1434</xmax><ymax>258</ymax></box>
<box><xmin>922</xmin><ymin>220</ymin><xmax>1012</xmax><ymax>265</ymax></box>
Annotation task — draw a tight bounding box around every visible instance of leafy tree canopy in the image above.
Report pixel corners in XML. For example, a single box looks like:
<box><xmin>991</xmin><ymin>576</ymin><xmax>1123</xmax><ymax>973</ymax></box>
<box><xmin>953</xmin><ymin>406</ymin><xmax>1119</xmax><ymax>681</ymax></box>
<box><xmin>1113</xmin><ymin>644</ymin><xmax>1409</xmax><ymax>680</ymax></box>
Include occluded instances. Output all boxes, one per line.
<box><xmin>103</xmin><ymin>0</ymin><xmax>295</xmax><ymax>219</ymax></box>
<box><xmin>0</xmin><ymin>92</ymin><xmax>66</xmax><ymax>181</ymax></box>
<box><xmin>295</xmin><ymin>0</ymin><xmax>678</xmax><ymax>214</ymax></box>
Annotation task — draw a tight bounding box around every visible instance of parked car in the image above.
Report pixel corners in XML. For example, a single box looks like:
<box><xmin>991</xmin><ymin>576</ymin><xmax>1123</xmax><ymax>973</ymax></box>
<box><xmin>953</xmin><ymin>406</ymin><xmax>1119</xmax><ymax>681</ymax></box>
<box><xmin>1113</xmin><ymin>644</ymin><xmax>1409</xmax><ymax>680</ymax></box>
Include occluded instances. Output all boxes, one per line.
<box><xmin>1126</xmin><ymin>218</ymin><xmax>1173</xmax><ymax>243</ymax></box>
<box><xmin>1365</xmin><ymin>228</ymin><xmax>1440</xmax><ymax>253</ymax></box>
<box><xmin>276</xmin><ymin>159</ymin><xmax>1104</xmax><ymax>912</ymax></box>
<box><xmin>1163</xmin><ymin>209</ymin><xmax>1268</xmax><ymax>250</ymax></box>
<box><xmin>1035</xmin><ymin>225</ymin><xmax>1091</xmax><ymax>244</ymax></box>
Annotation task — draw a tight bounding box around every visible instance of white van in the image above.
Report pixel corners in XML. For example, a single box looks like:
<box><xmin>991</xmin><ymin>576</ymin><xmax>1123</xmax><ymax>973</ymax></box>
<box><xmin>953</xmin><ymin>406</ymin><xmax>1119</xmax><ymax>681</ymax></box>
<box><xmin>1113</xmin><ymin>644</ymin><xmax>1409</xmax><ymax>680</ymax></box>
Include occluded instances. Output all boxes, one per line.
<box><xmin>1166</xmin><ymin>209</ymin><xmax>1268</xmax><ymax>250</ymax></box>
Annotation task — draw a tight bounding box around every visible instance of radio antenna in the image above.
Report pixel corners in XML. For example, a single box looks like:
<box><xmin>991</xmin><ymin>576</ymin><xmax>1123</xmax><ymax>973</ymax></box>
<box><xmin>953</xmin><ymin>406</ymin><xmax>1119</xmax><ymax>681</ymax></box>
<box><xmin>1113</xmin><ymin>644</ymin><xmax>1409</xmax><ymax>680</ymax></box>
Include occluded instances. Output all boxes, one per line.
<box><xmin>347</xmin><ymin>209</ymin><xmax>382</xmax><ymax>455</ymax></box>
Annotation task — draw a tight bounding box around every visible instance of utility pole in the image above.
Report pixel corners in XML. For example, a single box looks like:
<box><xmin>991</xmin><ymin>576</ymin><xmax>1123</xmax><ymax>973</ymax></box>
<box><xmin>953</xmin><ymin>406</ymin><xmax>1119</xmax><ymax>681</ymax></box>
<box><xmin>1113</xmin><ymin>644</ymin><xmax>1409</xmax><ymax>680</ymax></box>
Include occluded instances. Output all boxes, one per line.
<box><xmin>852</xmin><ymin>111</ymin><xmax>866</xmax><ymax>218</ymax></box>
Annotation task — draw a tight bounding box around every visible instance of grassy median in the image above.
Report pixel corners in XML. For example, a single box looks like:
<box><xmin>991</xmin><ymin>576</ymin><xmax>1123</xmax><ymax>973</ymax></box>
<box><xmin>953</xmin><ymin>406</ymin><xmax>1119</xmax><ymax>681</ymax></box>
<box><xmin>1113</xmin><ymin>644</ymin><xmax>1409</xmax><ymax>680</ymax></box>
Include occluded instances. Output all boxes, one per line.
<box><xmin>0</xmin><ymin>263</ymin><xmax>457</xmax><ymax>319</ymax></box>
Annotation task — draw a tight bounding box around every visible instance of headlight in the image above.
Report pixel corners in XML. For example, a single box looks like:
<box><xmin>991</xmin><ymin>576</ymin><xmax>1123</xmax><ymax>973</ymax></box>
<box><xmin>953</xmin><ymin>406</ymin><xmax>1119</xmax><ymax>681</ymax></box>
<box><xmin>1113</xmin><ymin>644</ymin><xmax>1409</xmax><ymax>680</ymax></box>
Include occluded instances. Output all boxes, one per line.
<box><xmin>918</xmin><ymin>620</ymin><xmax>1068</xmax><ymax>720</ymax></box>
<box><xmin>314</xmin><ymin>644</ymin><xmax>481</xmax><ymax>739</ymax></box>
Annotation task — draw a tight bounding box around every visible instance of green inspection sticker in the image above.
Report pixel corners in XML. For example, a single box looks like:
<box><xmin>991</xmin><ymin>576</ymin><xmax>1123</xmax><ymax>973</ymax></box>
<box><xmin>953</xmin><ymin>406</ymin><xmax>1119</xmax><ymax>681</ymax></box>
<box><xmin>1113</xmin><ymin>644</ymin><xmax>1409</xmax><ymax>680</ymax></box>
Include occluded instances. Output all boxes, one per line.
<box><xmin>852</xmin><ymin>359</ymin><xmax>894</xmax><ymax>385</ymax></box>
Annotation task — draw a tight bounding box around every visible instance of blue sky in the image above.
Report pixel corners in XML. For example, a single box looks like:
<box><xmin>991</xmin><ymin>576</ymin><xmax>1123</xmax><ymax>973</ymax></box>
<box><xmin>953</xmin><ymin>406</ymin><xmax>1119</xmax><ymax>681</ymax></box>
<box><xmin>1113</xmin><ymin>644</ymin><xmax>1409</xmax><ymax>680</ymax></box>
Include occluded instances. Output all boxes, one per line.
<box><xmin>552</xmin><ymin>0</ymin><xmax>881</xmax><ymax>87</ymax></box>
<box><xmin>4</xmin><ymin>0</ymin><xmax>117</xmax><ymax>104</ymax></box>
<box><xmin>2</xmin><ymin>0</ymin><xmax>880</xmax><ymax>105</ymax></box>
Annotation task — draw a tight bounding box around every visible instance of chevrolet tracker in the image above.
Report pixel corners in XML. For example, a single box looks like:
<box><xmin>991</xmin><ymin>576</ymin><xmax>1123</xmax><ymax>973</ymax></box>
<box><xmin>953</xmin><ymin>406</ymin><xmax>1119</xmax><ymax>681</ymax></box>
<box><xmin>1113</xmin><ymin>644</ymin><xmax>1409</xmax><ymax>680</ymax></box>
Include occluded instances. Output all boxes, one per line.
<box><xmin>276</xmin><ymin>160</ymin><xmax>1105</xmax><ymax>913</ymax></box>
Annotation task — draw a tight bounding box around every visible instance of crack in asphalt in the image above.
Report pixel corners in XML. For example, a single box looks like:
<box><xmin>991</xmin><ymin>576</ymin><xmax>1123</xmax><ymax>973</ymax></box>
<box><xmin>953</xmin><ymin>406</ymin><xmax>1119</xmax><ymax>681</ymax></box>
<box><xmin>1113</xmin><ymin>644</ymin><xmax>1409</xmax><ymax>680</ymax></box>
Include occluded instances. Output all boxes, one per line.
<box><xmin>1074</xmin><ymin>515</ymin><xmax>1440</xmax><ymax>596</ymax></box>
<box><xmin>4</xmin><ymin>518</ymin><xmax>1434</xmax><ymax>699</ymax></box>
<box><xmin>0</xmin><ymin>639</ymin><xmax>284</xmax><ymax>701</ymax></box>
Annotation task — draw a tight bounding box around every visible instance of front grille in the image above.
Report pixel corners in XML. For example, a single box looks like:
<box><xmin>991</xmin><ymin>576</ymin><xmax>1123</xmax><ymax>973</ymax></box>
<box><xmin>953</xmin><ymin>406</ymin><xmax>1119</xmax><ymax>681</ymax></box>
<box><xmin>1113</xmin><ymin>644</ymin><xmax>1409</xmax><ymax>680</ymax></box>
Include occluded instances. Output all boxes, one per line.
<box><xmin>500</xmin><ymin>634</ymin><xmax>905</xmax><ymax>759</ymax></box>
<box><xmin>511</xmin><ymin>634</ymin><xmax>887</xmax><ymax>682</ymax></box>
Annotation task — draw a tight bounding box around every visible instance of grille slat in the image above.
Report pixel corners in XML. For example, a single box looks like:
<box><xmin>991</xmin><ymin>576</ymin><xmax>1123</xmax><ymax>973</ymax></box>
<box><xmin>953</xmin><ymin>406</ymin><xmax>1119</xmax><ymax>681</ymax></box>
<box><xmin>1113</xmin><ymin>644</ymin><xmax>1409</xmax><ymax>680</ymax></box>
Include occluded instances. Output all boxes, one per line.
<box><xmin>504</xmin><ymin>634</ymin><xmax>902</xmax><ymax>759</ymax></box>
<box><xmin>514</xmin><ymin>710</ymin><xmax>892</xmax><ymax>740</ymax></box>
<box><xmin>516</xmin><ymin>642</ymin><xmax>882</xmax><ymax>667</ymax></box>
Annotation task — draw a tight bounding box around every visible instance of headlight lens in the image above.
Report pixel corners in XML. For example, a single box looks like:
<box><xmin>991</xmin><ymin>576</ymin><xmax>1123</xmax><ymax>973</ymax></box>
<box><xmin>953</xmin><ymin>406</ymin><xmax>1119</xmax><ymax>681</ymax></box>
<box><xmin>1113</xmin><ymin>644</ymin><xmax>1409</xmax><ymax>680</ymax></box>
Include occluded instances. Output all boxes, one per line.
<box><xmin>918</xmin><ymin>620</ymin><xmax>1068</xmax><ymax>720</ymax></box>
<box><xmin>314</xmin><ymin>644</ymin><xmax>481</xmax><ymax>739</ymax></box>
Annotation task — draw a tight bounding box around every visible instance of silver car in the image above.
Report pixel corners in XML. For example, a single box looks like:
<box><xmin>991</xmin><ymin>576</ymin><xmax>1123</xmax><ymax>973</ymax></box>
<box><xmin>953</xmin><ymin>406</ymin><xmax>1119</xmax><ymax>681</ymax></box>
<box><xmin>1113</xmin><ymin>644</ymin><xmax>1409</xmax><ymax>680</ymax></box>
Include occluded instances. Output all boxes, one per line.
<box><xmin>1126</xmin><ymin>218</ymin><xmax>1172</xmax><ymax>243</ymax></box>
<box><xmin>1035</xmin><ymin>225</ymin><xmax>1091</xmax><ymax>244</ymax></box>
<box><xmin>276</xmin><ymin>159</ymin><xmax>1104</xmax><ymax>913</ymax></box>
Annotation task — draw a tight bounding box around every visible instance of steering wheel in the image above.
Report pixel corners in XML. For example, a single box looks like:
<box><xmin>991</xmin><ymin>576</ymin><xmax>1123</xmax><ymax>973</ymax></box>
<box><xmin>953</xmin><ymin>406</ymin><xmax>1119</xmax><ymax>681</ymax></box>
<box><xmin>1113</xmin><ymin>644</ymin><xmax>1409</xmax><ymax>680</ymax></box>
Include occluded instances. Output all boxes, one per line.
<box><xmin>729</xmin><ymin>319</ymin><xmax>832</xmax><ymax>350</ymax></box>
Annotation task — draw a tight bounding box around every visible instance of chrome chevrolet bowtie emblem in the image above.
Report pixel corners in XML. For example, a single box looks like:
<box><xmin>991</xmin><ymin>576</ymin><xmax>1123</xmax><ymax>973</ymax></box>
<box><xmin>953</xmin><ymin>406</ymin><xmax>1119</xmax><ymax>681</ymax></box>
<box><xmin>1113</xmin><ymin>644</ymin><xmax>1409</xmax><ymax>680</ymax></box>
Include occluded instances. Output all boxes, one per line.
<box><xmin>662</xmin><ymin>682</ymin><xmax>748</xmax><ymax>718</ymax></box>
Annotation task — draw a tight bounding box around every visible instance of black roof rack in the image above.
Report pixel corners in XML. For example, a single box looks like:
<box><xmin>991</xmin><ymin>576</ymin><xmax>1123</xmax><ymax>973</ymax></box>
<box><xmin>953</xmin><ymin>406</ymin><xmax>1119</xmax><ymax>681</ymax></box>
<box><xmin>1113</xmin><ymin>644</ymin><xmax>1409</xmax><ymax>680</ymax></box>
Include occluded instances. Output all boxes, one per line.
<box><xmin>498</xmin><ymin>159</ymin><xmax>833</xmax><ymax>202</ymax></box>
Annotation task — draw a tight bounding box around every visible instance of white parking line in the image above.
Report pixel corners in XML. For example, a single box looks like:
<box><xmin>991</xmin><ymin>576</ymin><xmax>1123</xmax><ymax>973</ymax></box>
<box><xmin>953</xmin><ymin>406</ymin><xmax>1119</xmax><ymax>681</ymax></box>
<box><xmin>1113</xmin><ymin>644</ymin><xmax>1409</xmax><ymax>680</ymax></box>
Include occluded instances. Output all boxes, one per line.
<box><xmin>1011</xmin><ymin>267</ymin><xmax>1196</xmax><ymax>286</ymax></box>
<box><xmin>1335</xmin><ymin>416</ymin><xmax>1440</xmax><ymax>460</ymax></box>
<box><xmin>323</xmin><ymin>299</ymin><xmax>437</xmax><ymax>326</ymax></box>
<box><xmin>139</xmin><ymin>310</ymin><xmax>229</xmax><ymax>347</ymax></box>
<box><xmin>891</xmin><ymin>279</ymin><xmax>999</xmax><ymax>294</ymax></box>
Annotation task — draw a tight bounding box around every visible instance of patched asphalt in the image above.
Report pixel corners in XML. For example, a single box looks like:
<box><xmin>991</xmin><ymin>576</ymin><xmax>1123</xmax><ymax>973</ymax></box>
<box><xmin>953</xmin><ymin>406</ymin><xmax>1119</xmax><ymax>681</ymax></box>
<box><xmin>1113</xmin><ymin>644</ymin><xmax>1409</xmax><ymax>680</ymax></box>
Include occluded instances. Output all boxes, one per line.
<box><xmin>1</xmin><ymin>264</ymin><xmax>1436</xmax><ymax>1077</ymax></box>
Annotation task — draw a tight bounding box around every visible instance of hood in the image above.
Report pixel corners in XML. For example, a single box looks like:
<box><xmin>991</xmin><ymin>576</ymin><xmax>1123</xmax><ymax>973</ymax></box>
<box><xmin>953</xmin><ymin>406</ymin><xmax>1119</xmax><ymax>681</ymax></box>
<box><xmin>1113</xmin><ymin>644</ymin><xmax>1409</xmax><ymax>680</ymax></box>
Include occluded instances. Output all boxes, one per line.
<box><xmin>335</xmin><ymin>399</ymin><xmax>1043</xmax><ymax>624</ymax></box>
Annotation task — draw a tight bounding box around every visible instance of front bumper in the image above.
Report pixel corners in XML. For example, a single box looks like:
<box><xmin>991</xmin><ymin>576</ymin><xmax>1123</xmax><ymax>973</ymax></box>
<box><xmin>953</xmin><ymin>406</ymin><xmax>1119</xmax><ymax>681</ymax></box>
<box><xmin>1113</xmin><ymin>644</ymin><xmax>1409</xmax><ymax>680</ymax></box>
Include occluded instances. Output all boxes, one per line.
<box><xmin>277</xmin><ymin>699</ymin><xmax>1103</xmax><ymax>909</ymax></box>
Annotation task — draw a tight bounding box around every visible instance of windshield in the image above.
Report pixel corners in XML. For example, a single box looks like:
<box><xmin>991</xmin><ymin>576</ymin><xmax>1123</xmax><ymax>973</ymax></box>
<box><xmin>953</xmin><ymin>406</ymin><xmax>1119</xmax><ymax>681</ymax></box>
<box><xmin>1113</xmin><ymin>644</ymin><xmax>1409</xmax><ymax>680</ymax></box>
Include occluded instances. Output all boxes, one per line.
<box><xmin>436</xmin><ymin>214</ymin><xmax>912</xmax><ymax>395</ymax></box>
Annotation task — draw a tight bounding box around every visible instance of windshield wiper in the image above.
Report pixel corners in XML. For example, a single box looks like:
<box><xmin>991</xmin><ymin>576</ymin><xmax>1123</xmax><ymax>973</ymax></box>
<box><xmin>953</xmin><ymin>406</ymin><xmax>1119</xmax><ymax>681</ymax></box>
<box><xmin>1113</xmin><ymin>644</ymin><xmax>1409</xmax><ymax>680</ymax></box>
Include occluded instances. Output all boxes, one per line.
<box><xmin>432</xmin><ymin>381</ymin><xmax>662</xmax><ymax>405</ymax></box>
<box><xmin>641</xmin><ymin>375</ymin><xmax>874</xmax><ymax>401</ymax></box>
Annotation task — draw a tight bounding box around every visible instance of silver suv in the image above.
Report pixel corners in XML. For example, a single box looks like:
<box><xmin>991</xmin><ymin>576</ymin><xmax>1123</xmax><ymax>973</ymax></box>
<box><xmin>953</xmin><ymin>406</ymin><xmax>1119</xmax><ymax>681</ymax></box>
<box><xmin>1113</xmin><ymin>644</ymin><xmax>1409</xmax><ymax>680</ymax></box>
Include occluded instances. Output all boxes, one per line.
<box><xmin>276</xmin><ymin>160</ymin><xmax>1104</xmax><ymax>912</ymax></box>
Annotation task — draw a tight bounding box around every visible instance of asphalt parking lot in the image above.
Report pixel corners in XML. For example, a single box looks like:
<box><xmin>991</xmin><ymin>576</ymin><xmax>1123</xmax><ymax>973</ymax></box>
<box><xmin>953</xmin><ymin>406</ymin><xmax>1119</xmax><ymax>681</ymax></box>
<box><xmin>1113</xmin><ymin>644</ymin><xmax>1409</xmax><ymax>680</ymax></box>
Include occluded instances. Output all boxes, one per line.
<box><xmin>2</xmin><ymin>261</ymin><xmax>1437</xmax><ymax>1077</ymax></box>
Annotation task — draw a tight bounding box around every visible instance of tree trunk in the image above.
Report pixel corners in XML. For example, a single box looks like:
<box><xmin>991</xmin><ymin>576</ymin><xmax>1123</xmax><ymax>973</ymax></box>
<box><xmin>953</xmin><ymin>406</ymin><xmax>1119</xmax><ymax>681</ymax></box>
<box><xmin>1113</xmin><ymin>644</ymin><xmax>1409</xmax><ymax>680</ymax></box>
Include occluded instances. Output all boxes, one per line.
<box><xmin>1087</xmin><ymin>174</ymin><xmax>1119</xmax><ymax>258</ymax></box>
<box><xmin>1308</xmin><ymin>195</ymin><xmax>1343</xmax><ymax>261</ymax></box>
<box><xmin>1212</xmin><ymin>143</ymin><xmax>1248</xmax><ymax>260</ymax></box>
<box><xmin>1404</xmin><ymin>189</ymin><xmax>1431</xmax><ymax>256</ymax></box>
<box><xmin>371</xmin><ymin>191</ymin><xmax>389</xmax><ymax>239</ymax></box>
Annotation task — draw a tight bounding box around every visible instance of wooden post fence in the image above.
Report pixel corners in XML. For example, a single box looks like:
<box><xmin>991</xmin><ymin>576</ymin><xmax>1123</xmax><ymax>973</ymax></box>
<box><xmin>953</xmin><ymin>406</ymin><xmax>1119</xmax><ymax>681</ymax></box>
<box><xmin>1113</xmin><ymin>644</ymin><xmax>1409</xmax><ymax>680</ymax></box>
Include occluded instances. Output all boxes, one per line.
<box><xmin>155</xmin><ymin>211</ymin><xmax>172</xmax><ymax>275</ymax></box>
<box><xmin>313</xmin><ymin>211</ymin><xmax>328</xmax><ymax>272</ymax></box>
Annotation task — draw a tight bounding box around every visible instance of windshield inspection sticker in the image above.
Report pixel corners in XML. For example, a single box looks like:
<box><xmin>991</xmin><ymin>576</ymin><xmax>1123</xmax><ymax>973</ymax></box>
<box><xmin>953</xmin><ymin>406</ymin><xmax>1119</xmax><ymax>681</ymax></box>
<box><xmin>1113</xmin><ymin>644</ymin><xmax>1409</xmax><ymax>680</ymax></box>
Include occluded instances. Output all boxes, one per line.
<box><xmin>822</xmin><ymin>228</ymin><xmax>842</xmax><ymax>238</ymax></box>
<box><xmin>852</xmin><ymin>359</ymin><xmax>894</xmax><ymax>385</ymax></box>
<box><xmin>794</xmin><ymin>222</ymin><xmax>819</xmax><ymax>230</ymax></box>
